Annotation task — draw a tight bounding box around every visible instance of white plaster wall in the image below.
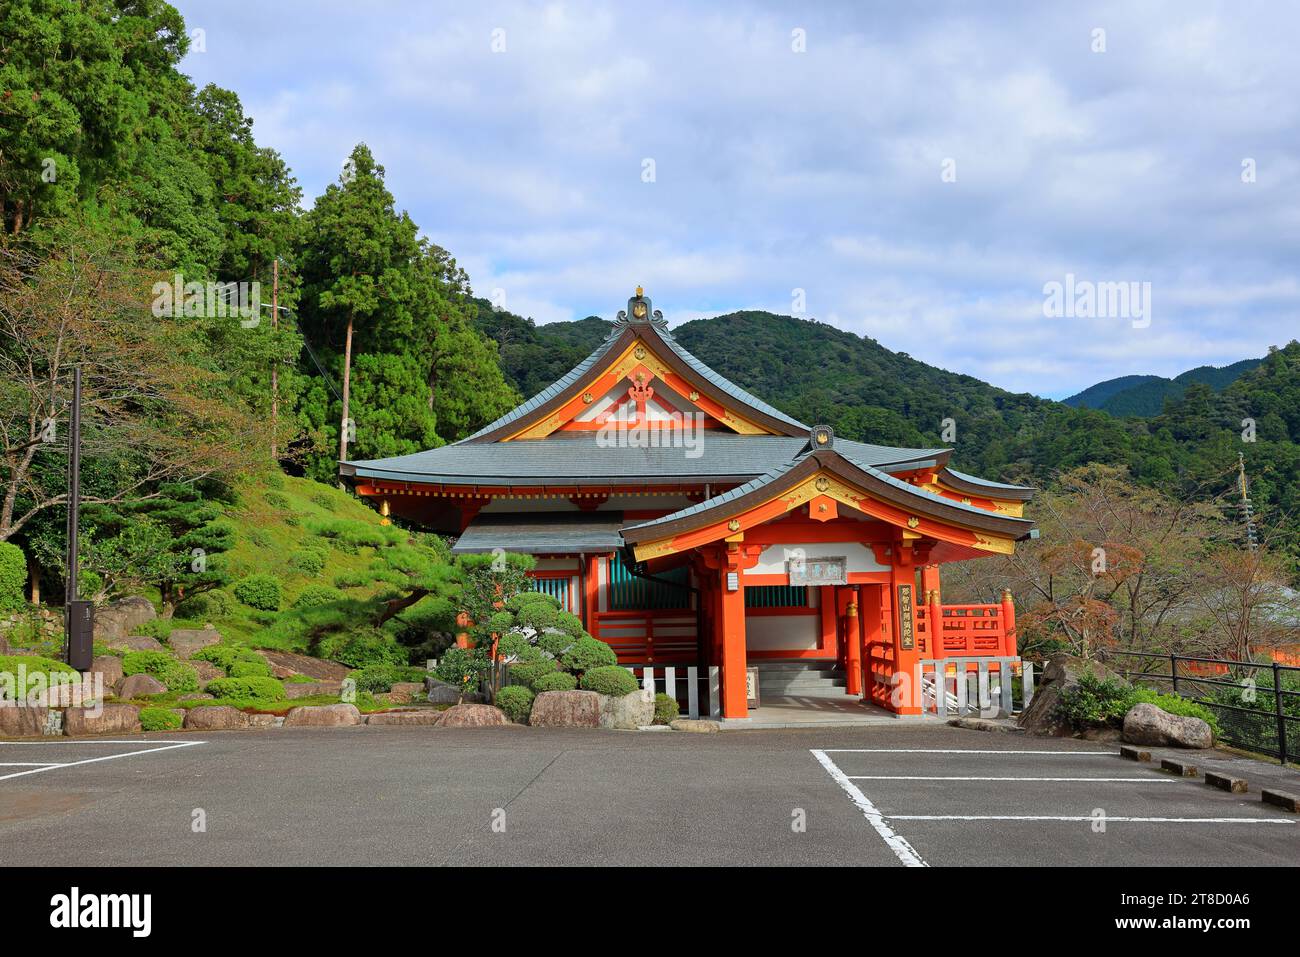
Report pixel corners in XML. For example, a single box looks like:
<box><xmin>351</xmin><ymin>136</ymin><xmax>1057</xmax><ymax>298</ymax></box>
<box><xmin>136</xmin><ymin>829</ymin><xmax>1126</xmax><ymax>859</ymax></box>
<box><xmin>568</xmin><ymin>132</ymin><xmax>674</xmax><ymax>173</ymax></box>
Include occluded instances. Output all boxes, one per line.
<box><xmin>752</xmin><ymin>541</ymin><xmax>887</xmax><ymax>577</ymax></box>
<box><xmin>744</xmin><ymin>612</ymin><xmax>820</xmax><ymax>650</ymax></box>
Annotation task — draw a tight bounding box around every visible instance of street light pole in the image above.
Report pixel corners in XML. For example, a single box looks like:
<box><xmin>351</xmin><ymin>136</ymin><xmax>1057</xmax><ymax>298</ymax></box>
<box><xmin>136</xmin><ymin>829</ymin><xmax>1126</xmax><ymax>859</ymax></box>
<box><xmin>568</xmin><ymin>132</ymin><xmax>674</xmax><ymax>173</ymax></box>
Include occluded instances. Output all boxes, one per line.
<box><xmin>64</xmin><ymin>366</ymin><xmax>92</xmax><ymax>669</ymax></box>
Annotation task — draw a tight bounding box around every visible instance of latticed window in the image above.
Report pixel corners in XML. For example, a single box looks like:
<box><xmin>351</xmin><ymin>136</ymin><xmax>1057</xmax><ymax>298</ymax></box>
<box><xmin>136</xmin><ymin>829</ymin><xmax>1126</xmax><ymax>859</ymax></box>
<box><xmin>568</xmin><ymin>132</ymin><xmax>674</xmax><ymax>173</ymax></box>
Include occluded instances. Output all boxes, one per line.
<box><xmin>530</xmin><ymin>576</ymin><xmax>572</xmax><ymax>611</ymax></box>
<box><xmin>744</xmin><ymin>585</ymin><xmax>810</xmax><ymax>608</ymax></box>
<box><xmin>608</xmin><ymin>553</ymin><xmax>691</xmax><ymax>610</ymax></box>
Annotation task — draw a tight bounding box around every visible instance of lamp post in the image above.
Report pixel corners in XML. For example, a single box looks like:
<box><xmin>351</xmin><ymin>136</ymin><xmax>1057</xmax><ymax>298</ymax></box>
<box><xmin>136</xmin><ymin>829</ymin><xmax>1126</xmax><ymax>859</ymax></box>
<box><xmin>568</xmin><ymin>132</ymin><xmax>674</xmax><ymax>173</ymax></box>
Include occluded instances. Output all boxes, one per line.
<box><xmin>64</xmin><ymin>366</ymin><xmax>93</xmax><ymax>670</ymax></box>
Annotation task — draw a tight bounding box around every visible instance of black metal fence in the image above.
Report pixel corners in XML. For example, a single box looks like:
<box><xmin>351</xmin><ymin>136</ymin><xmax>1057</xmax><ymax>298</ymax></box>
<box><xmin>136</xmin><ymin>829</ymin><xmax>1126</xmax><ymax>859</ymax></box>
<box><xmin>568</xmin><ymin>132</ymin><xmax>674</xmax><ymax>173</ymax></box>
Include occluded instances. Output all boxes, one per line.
<box><xmin>1108</xmin><ymin>650</ymin><xmax>1300</xmax><ymax>765</ymax></box>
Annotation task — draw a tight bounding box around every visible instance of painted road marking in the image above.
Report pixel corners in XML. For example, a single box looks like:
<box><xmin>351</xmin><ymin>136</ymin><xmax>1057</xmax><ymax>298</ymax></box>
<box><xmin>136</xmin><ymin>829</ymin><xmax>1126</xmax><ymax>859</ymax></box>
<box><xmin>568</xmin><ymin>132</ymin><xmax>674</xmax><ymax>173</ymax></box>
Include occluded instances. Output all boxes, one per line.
<box><xmin>0</xmin><ymin>762</ymin><xmax>67</xmax><ymax>767</ymax></box>
<box><xmin>810</xmin><ymin>749</ymin><xmax>928</xmax><ymax>867</ymax></box>
<box><xmin>822</xmin><ymin>749</ymin><xmax>1114</xmax><ymax>755</ymax></box>
<box><xmin>848</xmin><ymin>775</ymin><xmax>1179</xmax><ymax>783</ymax></box>
<box><xmin>0</xmin><ymin>740</ymin><xmax>206</xmax><ymax>782</ymax></box>
<box><xmin>890</xmin><ymin>815</ymin><xmax>1297</xmax><ymax>824</ymax></box>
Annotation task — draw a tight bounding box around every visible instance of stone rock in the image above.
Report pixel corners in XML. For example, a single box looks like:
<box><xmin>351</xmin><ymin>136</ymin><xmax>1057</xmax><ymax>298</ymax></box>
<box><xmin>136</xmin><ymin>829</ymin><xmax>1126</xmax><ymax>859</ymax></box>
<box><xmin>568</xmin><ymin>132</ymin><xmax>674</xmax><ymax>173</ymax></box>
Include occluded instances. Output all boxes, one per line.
<box><xmin>91</xmin><ymin>596</ymin><xmax>156</xmax><ymax>646</ymax></box>
<box><xmin>184</xmin><ymin>705</ymin><xmax>249</xmax><ymax>730</ymax></box>
<box><xmin>670</xmin><ymin>718</ymin><xmax>720</xmax><ymax>733</ymax></box>
<box><xmin>270</xmin><ymin>664</ymin><xmax>296</xmax><ymax>679</ymax></box>
<box><xmin>35</xmin><ymin>679</ymin><xmax>101</xmax><ymax>707</ymax></box>
<box><xmin>424</xmin><ymin>676</ymin><xmax>481</xmax><ymax>705</ymax></box>
<box><xmin>284</xmin><ymin>680</ymin><xmax>343</xmax><ymax>699</ymax></box>
<box><xmin>118</xmin><ymin>673</ymin><xmax>167</xmax><ymax>698</ymax></box>
<box><xmin>1123</xmin><ymin>702</ymin><xmax>1213</xmax><ymax>749</ymax></box>
<box><xmin>90</xmin><ymin>655</ymin><xmax>124</xmax><ymax>692</ymax></box>
<box><xmin>283</xmin><ymin>703</ymin><xmax>362</xmax><ymax>727</ymax></box>
<box><xmin>366</xmin><ymin>710</ymin><xmax>445</xmax><ymax>726</ymax></box>
<box><xmin>529</xmin><ymin>690</ymin><xmax>601</xmax><ymax>728</ymax></box>
<box><xmin>167</xmin><ymin>626</ymin><xmax>222</xmax><ymax>659</ymax></box>
<box><xmin>190</xmin><ymin>660</ymin><xmax>225</xmax><ymax>683</ymax></box>
<box><xmin>598</xmin><ymin>690</ymin><xmax>654</xmax><ymax>730</ymax></box>
<box><xmin>0</xmin><ymin>706</ymin><xmax>50</xmax><ymax>737</ymax></box>
<box><xmin>245</xmin><ymin>713</ymin><xmax>278</xmax><ymax>728</ymax></box>
<box><xmin>439</xmin><ymin>703</ymin><xmax>509</xmax><ymax>728</ymax></box>
<box><xmin>180</xmin><ymin>692</ymin><xmax>214</xmax><ymax>701</ymax></box>
<box><xmin>1017</xmin><ymin>653</ymin><xmax>1128</xmax><ymax>737</ymax></box>
<box><xmin>104</xmin><ymin>634</ymin><xmax>164</xmax><ymax>653</ymax></box>
<box><xmin>64</xmin><ymin>703</ymin><xmax>141</xmax><ymax>736</ymax></box>
<box><xmin>259</xmin><ymin>649</ymin><xmax>351</xmax><ymax>681</ymax></box>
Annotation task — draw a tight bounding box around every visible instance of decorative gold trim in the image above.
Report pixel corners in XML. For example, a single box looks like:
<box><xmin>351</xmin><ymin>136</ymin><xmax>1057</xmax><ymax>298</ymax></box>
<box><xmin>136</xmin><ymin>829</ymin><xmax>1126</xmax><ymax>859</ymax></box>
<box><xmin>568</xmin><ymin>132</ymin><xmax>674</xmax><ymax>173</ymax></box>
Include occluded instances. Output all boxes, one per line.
<box><xmin>907</xmin><ymin>515</ymin><xmax>920</xmax><ymax>528</ymax></box>
<box><xmin>727</xmin><ymin>519</ymin><xmax>741</xmax><ymax>532</ymax></box>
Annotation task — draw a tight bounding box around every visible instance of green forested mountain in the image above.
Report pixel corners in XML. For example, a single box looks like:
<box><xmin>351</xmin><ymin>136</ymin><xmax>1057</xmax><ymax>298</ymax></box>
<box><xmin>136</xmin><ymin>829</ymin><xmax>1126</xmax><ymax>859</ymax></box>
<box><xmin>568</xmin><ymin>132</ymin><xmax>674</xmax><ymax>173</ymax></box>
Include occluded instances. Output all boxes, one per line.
<box><xmin>474</xmin><ymin>307</ymin><xmax>1300</xmax><ymax>566</ymax></box>
<box><xmin>1064</xmin><ymin>358</ymin><xmax>1262</xmax><ymax>417</ymax></box>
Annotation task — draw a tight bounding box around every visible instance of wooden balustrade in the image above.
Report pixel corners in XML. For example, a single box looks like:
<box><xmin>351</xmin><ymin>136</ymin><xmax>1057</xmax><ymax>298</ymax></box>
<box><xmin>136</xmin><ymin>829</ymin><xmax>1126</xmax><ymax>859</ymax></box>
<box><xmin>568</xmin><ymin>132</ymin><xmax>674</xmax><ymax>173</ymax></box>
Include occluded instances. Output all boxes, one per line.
<box><xmin>591</xmin><ymin>609</ymin><xmax>698</xmax><ymax>664</ymax></box>
<box><xmin>915</xmin><ymin>602</ymin><xmax>1016</xmax><ymax>658</ymax></box>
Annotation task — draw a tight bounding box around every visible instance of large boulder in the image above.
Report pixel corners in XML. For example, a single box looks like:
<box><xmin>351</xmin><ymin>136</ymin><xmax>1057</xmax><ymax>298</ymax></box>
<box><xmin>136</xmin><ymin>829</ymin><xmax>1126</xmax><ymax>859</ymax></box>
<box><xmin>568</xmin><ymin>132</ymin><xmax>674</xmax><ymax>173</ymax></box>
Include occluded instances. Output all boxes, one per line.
<box><xmin>670</xmin><ymin>718</ymin><xmax>720</xmax><ymax>733</ymax></box>
<box><xmin>259</xmin><ymin>650</ymin><xmax>351</xmax><ymax>681</ymax></box>
<box><xmin>118</xmin><ymin>673</ymin><xmax>167</xmax><ymax>698</ymax></box>
<box><xmin>424</xmin><ymin>676</ymin><xmax>482</xmax><ymax>705</ymax></box>
<box><xmin>284</xmin><ymin>679</ymin><xmax>343</xmax><ymax>699</ymax></box>
<box><xmin>184</xmin><ymin>705</ymin><xmax>250</xmax><ymax>730</ymax></box>
<box><xmin>104</xmin><ymin>634</ymin><xmax>164</xmax><ymax>653</ymax></box>
<box><xmin>92</xmin><ymin>596</ymin><xmax>156</xmax><ymax>646</ymax></box>
<box><xmin>0</xmin><ymin>705</ymin><xmax>50</xmax><ymax>736</ymax></box>
<box><xmin>598</xmin><ymin>690</ymin><xmax>654</xmax><ymax>730</ymax></box>
<box><xmin>439</xmin><ymin>703</ymin><xmax>509</xmax><ymax>728</ymax></box>
<box><xmin>64</xmin><ymin>703</ymin><xmax>141</xmax><ymax>736</ymax></box>
<box><xmin>89</xmin><ymin>655</ymin><xmax>124</xmax><ymax>694</ymax></box>
<box><xmin>529</xmin><ymin>690</ymin><xmax>601</xmax><ymax>728</ymax></box>
<box><xmin>190</xmin><ymin>660</ymin><xmax>225</xmax><ymax>683</ymax></box>
<box><xmin>1017</xmin><ymin>653</ymin><xmax>1128</xmax><ymax>737</ymax></box>
<box><xmin>167</xmin><ymin>626</ymin><xmax>222</xmax><ymax>659</ymax></box>
<box><xmin>366</xmin><ymin>710</ymin><xmax>445</xmax><ymax>726</ymax></box>
<box><xmin>1122</xmin><ymin>703</ymin><xmax>1213</xmax><ymax>749</ymax></box>
<box><xmin>283</xmin><ymin>703</ymin><xmax>362</xmax><ymax>727</ymax></box>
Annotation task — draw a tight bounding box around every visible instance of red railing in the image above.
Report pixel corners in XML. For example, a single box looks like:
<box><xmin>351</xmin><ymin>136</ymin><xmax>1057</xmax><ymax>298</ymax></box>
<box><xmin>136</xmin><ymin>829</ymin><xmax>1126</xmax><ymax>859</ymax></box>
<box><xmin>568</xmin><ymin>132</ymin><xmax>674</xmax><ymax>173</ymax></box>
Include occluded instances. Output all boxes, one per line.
<box><xmin>915</xmin><ymin>602</ymin><xmax>1015</xmax><ymax>657</ymax></box>
<box><xmin>591</xmin><ymin>609</ymin><xmax>698</xmax><ymax>664</ymax></box>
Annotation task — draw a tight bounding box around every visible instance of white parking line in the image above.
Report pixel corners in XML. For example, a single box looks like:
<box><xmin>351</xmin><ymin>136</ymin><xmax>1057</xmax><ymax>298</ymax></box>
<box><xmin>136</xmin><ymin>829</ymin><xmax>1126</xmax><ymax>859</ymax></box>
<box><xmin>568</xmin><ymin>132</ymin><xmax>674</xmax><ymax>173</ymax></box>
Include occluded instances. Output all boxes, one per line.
<box><xmin>0</xmin><ymin>740</ymin><xmax>206</xmax><ymax>782</ymax></box>
<box><xmin>0</xmin><ymin>762</ymin><xmax>67</xmax><ymax>767</ymax></box>
<box><xmin>848</xmin><ymin>775</ymin><xmax>1179</xmax><ymax>783</ymax></box>
<box><xmin>891</xmin><ymin>815</ymin><xmax>1297</xmax><ymax>824</ymax></box>
<box><xmin>810</xmin><ymin>749</ymin><xmax>928</xmax><ymax>867</ymax></box>
<box><xmin>822</xmin><ymin>749</ymin><xmax>1114</xmax><ymax>755</ymax></box>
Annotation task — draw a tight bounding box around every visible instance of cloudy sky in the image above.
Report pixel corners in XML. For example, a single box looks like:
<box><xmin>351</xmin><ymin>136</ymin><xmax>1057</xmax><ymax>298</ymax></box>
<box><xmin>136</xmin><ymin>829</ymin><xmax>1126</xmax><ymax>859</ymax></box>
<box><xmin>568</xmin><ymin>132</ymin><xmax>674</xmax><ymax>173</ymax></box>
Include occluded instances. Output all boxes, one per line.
<box><xmin>174</xmin><ymin>0</ymin><xmax>1299</xmax><ymax>399</ymax></box>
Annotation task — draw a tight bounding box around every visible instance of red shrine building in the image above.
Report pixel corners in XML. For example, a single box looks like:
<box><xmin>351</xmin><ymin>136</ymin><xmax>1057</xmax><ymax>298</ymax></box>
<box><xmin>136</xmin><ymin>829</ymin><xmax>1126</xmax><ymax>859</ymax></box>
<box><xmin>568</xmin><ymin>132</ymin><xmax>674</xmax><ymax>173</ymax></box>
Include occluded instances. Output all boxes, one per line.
<box><xmin>341</xmin><ymin>289</ymin><xmax>1037</xmax><ymax>721</ymax></box>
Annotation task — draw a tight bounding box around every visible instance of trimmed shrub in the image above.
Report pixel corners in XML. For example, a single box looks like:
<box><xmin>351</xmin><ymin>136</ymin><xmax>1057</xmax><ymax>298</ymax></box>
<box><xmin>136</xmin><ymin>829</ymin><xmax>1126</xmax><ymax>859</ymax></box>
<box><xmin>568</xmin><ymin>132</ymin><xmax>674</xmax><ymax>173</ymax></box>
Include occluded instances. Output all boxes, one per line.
<box><xmin>0</xmin><ymin>654</ymin><xmax>79</xmax><ymax>687</ymax></box>
<box><xmin>139</xmin><ymin>707</ymin><xmax>183</xmax><ymax>732</ymax></box>
<box><xmin>580</xmin><ymin>665</ymin><xmax>639</xmax><ymax>697</ymax></box>
<box><xmin>121</xmin><ymin>651</ymin><xmax>198</xmax><ymax>693</ymax></box>
<box><xmin>532</xmin><ymin>671</ymin><xmax>578</xmax><ymax>692</ymax></box>
<box><xmin>234</xmin><ymin>573</ymin><xmax>281</xmax><ymax>611</ymax></box>
<box><xmin>289</xmin><ymin>546</ymin><xmax>328</xmax><ymax>575</ymax></box>
<box><xmin>175</xmin><ymin>590</ymin><xmax>235</xmax><ymax>620</ymax></box>
<box><xmin>315</xmin><ymin>628</ymin><xmax>405</xmax><ymax>669</ymax></box>
<box><xmin>192</xmin><ymin>644</ymin><xmax>268</xmax><ymax>673</ymax></box>
<box><xmin>508</xmin><ymin>660</ymin><xmax>558</xmax><ymax>690</ymax></box>
<box><xmin>654</xmin><ymin>692</ymin><xmax>680</xmax><ymax>725</ymax></box>
<box><xmin>561</xmin><ymin>636</ymin><xmax>618</xmax><ymax>674</ymax></box>
<box><xmin>311</xmin><ymin>492</ymin><xmax>336</xmax><ymax>511</ymax></box>
<box><xmin>352</xmin><ymin>664</ymin><xmax>427</xmax><ymax>693</ymax></box>
<box><xmin>0</xmin><ymin>542</ymin><xmax>27</xmax><ymax>611</ymax></box>
<box><xmin>204</xmin><ymin>676</ymin><xmax>285</xmax><ymax>701</ymax></box>
<box><xmin>333</xmin><ymin>571</ymin><xmax>366</xmax><ymax>588</ymax></box>
<box><xmin>247</xmin><ymin>529</ymin><xmax>272</xmax><ymax>549</ymax></box>
<box><xmin>1056</xmin><ymin>673</ymin><xmax>1219</xmax><ymax>736</ymax></box>
<box><xmin>228</xmin><ymin>659</ymin><xmax>273</xmax><ymax>679</ymax></box>
<box><xmin>265</xmin><ymin>491</ymin><xmax>290</xmax><ymax>509</ymax></box>
<box><xmin>496</xmin><ymin>684</ymin><xmax>535</xmax><ymax>723</ymax></box>
<box><xmin>293</xmin><ymin>584</ymin><xmax>343</xmax><ymax>608</ymax></box>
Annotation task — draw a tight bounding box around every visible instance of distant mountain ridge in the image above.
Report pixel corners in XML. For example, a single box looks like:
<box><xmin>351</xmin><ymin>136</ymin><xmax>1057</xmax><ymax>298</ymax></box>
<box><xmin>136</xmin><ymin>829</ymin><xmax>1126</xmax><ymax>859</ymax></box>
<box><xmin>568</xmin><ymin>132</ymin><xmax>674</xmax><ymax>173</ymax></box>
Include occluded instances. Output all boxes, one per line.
<box><xmin>1064</xmin><ymin>358</ymin><xmax>1263</xmax><ymax>417</ymax></box>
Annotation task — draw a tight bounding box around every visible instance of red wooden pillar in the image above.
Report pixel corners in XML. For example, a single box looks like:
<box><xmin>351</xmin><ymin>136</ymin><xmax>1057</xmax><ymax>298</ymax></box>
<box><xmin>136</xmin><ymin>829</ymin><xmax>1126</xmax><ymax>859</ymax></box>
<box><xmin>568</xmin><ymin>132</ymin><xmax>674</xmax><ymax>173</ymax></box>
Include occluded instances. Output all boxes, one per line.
<box><xmin>718</xmin><ymin>553</ymin><xmax>748</xmax><ymax>719</ymax></box>
<box><xmin>889</xmin><ymin>545</ymin><xmax>922</xmax><ymax>716</ymax></box>
<box><xmin>844</xmin><ymin>596</ymin><xmax>862</xmax><ymax>695</ymax></box>
<box><xmin>921</xmin><ymin>563</ymin><xmax>941</xmax><ymax>604</ymax></box>
<box><xmin>1000</xmin><ymin>588</ymin><xmax>1017</xmax><ymax>657</ymax></box>
<box><xmin>583</xmin><ymin>554</ymin><xmax>601</xmax><ymax>634</ymax></box>
<box><xmin>860</xmin><ymin>583</ymin><xmax>884</xmax><ymax>706</ymax></box>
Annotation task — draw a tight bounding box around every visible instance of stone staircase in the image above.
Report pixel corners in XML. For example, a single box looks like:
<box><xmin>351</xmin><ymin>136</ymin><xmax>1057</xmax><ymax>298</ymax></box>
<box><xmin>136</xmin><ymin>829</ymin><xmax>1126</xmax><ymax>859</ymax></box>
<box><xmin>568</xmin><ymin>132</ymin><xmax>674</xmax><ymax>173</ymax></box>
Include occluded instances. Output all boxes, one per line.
<box><xmin>753</xmin><ymin>660</ymin><xmax>846</xmax><ymax>699</ymax></box>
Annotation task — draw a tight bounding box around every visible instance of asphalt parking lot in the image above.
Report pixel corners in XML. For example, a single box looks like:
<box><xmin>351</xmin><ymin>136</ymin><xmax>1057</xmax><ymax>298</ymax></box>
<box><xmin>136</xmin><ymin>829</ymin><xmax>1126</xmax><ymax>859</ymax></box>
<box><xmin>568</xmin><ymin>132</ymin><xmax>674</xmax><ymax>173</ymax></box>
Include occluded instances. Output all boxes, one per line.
<box><xmin>1</xmin><ymin>725</ymin><xmax>1296</xmax><ymax>866</ymax></box>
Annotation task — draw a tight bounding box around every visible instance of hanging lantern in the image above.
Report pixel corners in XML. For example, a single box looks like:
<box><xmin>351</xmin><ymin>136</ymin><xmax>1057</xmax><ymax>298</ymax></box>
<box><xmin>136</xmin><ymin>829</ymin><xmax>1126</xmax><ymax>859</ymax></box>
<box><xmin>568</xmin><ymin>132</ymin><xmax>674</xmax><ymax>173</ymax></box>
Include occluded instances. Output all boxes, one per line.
<box><xmin>379</xmin><ymin>499</ymin><xmax>391</xmax><ymax>526</ymax></box>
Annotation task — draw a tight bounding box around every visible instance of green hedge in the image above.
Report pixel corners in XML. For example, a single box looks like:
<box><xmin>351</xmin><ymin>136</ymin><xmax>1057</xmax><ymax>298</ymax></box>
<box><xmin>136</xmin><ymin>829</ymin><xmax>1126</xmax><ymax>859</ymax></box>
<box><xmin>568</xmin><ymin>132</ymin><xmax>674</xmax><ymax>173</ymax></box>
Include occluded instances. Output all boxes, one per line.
<box><xmin>0</xmin><ymin>542</ymin><xmax>26</xmax><ymax>612</ymax></box>
<box><xmin>496</xmin><ymin>684</ymin><xmax>535</xmax><ymax>723</ymax></box>
<box><xmin>561</xmin><ymin>636</ymin><xmax>618</xmax><ymax>674</ymax></box>
<box><xmin>532</xmin><ymin>671</ymin><xmax>578</xmax><ymax>692</ymax></box>
<box><xmin>234</xmin><ymin>573</ymin><xmax>282</xmax><ymax>611</ymax></box>
<box><xmin>204</xmin><ymin>676</ymin><xmax>285</xmax><ymax>701</ymax></box>
<box><xmin>192</xmin><ymin>644</ymin><xmax>268</xmax><ymax>673</ymax></box>
<box><xmin>654</xmin><ymin>692</ymin><xmax>680</xmax><ymax>725</ymax></box>
<box><xmin>293</xmin><ymin>584</ymin><xmax>343</xmax><ymax>608</ymax></box>
<box><xmin>580</xmin><ymin>665</ymin><xmax>639</xmax><ymax>697</ymax></box>
<box><xmin>121</xmin><ymin>651</ymin><xmax>199</xmax><ymax>693</ymax></box>
<box><xmin>139</xmin><ymin>707</ymin><xmax>183</xmax><ymax>731</ymax></box>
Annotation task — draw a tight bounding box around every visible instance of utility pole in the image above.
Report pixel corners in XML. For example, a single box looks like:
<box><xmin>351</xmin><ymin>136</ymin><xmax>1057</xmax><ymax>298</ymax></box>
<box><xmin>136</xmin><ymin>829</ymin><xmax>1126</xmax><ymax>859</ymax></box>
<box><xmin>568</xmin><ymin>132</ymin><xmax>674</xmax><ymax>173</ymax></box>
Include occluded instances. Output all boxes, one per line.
<box><xmin>271</xmin><ymin>257</ymin><xmax>279</xmax><ymax>461</ymax></box>
<box><xmin>64</xmin><ymin>366</ymin><xmax>93</xmax><ymax>670</ymax></box>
